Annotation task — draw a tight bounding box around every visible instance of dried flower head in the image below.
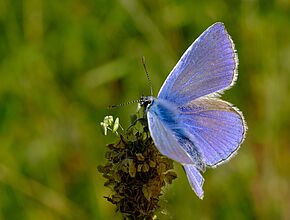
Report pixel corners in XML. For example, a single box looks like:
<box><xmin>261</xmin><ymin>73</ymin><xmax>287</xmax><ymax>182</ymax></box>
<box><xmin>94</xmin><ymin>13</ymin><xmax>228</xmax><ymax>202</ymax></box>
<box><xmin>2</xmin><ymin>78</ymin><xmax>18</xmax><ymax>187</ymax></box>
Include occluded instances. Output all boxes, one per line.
<box><xmin>98</xmin><ymin>110</ymin><xmax>177</xmax><ymax>219</ymax></box>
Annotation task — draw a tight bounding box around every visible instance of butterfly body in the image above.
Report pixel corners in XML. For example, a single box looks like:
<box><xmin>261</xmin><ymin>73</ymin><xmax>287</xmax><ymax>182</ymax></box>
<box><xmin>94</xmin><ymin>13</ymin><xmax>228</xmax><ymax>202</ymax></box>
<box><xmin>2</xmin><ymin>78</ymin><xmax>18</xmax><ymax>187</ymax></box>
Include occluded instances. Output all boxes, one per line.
<box><xmin>140</xmin><ymin>22</ymin><xmax>247</xmax><ymax>199</ymax></box>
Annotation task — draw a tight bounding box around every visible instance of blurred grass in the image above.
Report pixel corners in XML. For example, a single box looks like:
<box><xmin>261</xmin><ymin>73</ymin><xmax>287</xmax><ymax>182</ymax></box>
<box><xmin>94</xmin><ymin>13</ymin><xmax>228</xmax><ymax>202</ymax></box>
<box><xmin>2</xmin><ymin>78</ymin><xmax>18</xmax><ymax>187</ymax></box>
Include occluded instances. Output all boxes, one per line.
<box><xmin>0</xmin><ymin>0</ymin><xmax>289</xmax><ymax>219</ymax></box>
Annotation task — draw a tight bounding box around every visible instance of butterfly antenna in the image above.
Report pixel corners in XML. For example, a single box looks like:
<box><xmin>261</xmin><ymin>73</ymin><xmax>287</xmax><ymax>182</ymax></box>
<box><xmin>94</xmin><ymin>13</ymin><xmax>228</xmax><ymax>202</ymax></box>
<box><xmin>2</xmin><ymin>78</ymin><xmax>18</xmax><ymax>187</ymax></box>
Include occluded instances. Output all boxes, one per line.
<box><xmin>108</xmin><ymin>99</ymin><xmax>141</xmax><ymax>109</ymax></box>
<box><xmin>142</xmin><ymin>56</ymin><xmax>153</xmax><ymax>96</ymax></box>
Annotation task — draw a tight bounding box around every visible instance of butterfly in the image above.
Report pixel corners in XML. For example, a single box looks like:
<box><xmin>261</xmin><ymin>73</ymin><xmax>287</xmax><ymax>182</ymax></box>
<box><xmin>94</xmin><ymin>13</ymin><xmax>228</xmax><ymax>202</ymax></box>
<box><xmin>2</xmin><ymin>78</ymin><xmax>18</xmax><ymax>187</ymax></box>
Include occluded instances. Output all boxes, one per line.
<box><xmin>140</xmin><ymin>22</ymin><xmax>247</xmax><ymax>199</ymax></box>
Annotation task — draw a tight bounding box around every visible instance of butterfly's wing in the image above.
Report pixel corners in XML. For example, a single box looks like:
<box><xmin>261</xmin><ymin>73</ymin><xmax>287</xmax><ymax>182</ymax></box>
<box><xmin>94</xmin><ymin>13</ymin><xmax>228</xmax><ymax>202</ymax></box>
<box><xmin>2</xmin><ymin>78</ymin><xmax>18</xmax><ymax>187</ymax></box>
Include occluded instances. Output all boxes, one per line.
<box><xmin>178</xmin><ymin>97</ymin><xmax>247</xmax><ymax>167</ymax></box>
<box><xmin>183</xmin><ymin>164</ymin><xmax>204</xmax><ymax>199</ymax></box>
<box><xmin>158</xmin><ymin>22</ymin><xmax>238</xmax><ymax>105</ymax></box>
<box><xmin>146</xmin><ymin>98</ymin><xmax>207</xmax><ymax>169</ymax></box>
<box><xmin>147</xmin><ymin>101</ymin><xmax>206</xmax><ymax>199</ymax></box>
<box><xmin>147</xmin><ymin>106</ymin><xmax>198</xmax><ymax>165</ymax></box>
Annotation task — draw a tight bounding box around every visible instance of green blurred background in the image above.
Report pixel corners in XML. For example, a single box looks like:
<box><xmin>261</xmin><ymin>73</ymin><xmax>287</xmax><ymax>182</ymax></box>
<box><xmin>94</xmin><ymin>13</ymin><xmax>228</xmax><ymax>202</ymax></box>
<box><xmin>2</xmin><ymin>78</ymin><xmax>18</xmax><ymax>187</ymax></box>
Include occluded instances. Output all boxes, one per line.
<box><xmin>0</xmin><ymin>0</ymin><xmax>289</xmax><ymax>219</ymax></box>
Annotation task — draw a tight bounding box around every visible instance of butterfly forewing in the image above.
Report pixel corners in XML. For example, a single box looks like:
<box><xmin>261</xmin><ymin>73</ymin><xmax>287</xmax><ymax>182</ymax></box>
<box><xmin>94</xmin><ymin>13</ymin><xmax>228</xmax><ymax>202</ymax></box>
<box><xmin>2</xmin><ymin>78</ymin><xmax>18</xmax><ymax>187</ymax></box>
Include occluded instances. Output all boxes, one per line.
<box><xmin>158</xmin><ymin>22</ymin><xmax>238</xmax><ymax>105</ymax></box>
<box><xmin>147</xmin><ymin>109</ymin><xmax>195</xmax><ymax>165</ymax></box>
<box><xmin>147</xmin><ymin>99</ymin><xmax>205</xmax><ymax>167</ymax></box>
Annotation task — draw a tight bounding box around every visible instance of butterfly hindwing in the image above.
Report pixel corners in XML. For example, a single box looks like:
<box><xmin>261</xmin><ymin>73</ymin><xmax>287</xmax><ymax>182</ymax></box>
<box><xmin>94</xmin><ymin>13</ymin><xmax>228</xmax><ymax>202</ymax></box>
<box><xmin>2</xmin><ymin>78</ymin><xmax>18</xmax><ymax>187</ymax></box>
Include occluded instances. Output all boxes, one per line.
<box><xmin>158</xmin><ymin>22</ymin><xmax>238</xmax><ymax>105</ymax></box>
<box><xmin>183</xmin><ymin>164</ymin><xmax>204</xmax><ymax>199</ymax></box>
<box><xmin>178</xmin><ymin>97</ymin><xmax>247</xmax><ymax>167</ymax></box>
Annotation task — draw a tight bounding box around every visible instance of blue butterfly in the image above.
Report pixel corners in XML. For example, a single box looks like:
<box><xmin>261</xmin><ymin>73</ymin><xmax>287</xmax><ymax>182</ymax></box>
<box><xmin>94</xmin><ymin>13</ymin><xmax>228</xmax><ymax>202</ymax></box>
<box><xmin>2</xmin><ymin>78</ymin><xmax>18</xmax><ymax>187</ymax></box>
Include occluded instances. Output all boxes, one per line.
<box><xmin>140</xmin><ymin>22</ymin><xmax>247</xmax><ymax>199</ymax></box>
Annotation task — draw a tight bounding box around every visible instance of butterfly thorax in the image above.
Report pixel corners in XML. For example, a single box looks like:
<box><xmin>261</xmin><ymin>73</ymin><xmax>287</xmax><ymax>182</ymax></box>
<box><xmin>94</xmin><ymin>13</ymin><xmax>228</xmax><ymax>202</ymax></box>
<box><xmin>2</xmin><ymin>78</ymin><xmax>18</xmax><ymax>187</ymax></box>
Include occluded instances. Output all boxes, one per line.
<box><xmin>147</xmin><ymin>98</ymin><xmax>179</xmax><ymax>124</ymax></box>
<box><xmin>141</xmin><ymin>97</ymin><xmax>180</xmax><ymax>125</ymax></box>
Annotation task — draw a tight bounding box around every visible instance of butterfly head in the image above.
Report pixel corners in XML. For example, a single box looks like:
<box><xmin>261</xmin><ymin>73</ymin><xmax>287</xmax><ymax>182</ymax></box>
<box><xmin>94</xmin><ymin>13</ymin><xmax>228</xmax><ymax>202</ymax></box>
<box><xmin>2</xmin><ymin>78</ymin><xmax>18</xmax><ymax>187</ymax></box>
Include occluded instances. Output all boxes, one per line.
<box><xmin>140</xmin><ymin>96</ymin><xmax>154</xmax><ymax>110</ymax></box>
